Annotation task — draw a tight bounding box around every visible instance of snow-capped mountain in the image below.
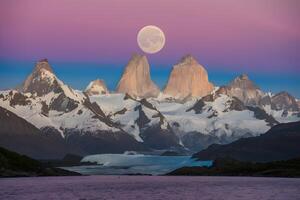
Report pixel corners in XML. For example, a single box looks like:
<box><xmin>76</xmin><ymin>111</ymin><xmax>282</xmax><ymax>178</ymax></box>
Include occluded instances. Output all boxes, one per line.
<box><xmin>215</xmin><ymin>74</ymin><xmax>300</xmax><ymax>123</ymax></box>
<box><xmin>0</xmin><ymin>59</ymin><xmax>146</xmax><ymax>158</ymax></box>
<box><xmin>216</xmin><ymin>74</ymin><xmax>264</xmax><ymax>106</ymax></box>
<box><xmin>89</xmin><ymin>93</ymin><xmax>179</xmax><ymax>149</ymax></box>
<box><xmin>0</xmin><ymin>56</ymin><xmax>299</xmax><ymax>158</ymax></box>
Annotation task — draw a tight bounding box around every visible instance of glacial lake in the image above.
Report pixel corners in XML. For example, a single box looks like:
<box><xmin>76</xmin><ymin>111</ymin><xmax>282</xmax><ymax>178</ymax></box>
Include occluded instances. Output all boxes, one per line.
<box><xmin>61</xmin><ymin>154</ymin><xmax>212</xmax><ymax>175</ymax></box>
<box><xmin>1</xmin><ymin>176</ymin><xmax>300</xmax><ymax>200</ymax></box>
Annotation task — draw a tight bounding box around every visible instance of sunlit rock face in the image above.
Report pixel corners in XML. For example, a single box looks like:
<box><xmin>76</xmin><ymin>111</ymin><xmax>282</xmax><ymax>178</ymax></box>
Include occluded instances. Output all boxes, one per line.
<box><xmin>216</xmin><ymin>74</ymin><xmax>264</xmax><ymax>106</ymax></box>
<box><xmin>85</xmin><ymin>79</ymin><xmax>109</xmax><ymax>96</ymax></box>
<box><xmin>116</xmin><ymin>54</ymin><xmax>160</xmax><ymax>98</ymax></box>
<box><xmin>163</xmin><ymin>55</ymin><xmax>214</xmax><ymax>99</ymax></box>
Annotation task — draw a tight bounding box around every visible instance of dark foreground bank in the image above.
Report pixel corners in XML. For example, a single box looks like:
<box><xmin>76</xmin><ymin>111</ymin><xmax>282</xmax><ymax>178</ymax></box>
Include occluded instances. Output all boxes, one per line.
<box><xmin>167</xmin><ymin>157</ymin><xmax>300</xmax><ymax>177</ymax></box>
<box><xmin>0</xmin><ymin>147</ymin><xmax>80</xmax><ymax>177</ymax></box>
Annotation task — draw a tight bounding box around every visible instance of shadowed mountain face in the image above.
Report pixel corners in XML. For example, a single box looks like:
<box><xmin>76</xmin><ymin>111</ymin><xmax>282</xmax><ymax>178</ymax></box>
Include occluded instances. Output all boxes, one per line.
<box><xmin>0</xmin><ymin>106</ymin><xmax>73</xmax><ymax>159</ymax></box>
<box><xmin>193</xmin><ymin>121</ymin><xmax>300</xmax><ymax>162</ymax></box>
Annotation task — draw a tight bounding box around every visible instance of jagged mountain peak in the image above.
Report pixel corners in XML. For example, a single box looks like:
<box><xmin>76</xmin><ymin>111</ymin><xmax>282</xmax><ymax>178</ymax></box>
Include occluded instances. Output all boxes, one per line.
<box><xmin>229</xmin><ymin>74</ymin><xmax>260</xmax><ymax>90</ymax></box>
<box><xmin>116</xmin><ymin>53</ymin><xmax>160</xmax><ymax>98</ymax></box>
<box><xmin>85</xmin><ymin>79</ymin><xmax>109</xmax><ymax>96</ymax></box>
<box><xmin>271</xmin><ymin>91</ymin><xmax>299</xmax><ymax>112</ymax></box>
<box><xmin>216</xmin><ymin>74</ymin><xmax>263</xmax><ymax>106</ymax></box>
<box><xmin>22</xmin><ymin>58</ymin><xmax>59</xmax><ymax>96</ymax></box>
<box><xmin>21</xmin><ymin>59</ymin><xmax>83</xmax><ymax>105</ymax></box>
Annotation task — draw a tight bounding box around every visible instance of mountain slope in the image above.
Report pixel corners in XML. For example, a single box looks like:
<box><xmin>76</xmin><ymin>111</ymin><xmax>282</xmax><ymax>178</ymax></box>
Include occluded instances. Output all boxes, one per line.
<box><xmin>0</xmin><ymin>106</ymin><xmax>76</xmax><ymax>159</ymax></box>
<box><xmin>193</xmin><ymin>121</ymin><xmax>300</xmax><ymax>162</ymax></box>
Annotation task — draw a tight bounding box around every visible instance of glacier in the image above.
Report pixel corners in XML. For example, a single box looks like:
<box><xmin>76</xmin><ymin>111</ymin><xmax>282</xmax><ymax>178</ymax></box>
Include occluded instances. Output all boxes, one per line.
<box><xmin>62</xmin><ymin>154</ymin><xmax>212</xmax><ymax>175</ymax></box>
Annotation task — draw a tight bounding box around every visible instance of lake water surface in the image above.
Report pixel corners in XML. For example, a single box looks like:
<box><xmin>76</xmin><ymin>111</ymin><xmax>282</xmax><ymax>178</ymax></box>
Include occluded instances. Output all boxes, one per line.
<box><xmin>0</xmin><ymin>176</ymin><xmax>299</xmax><ymax>200</ymax></box>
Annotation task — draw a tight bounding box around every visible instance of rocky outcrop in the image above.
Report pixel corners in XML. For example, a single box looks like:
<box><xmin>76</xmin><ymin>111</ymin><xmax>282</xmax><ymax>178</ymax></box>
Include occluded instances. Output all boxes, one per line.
<box><xmin>163</xmin><ymin>55</ymin><xmax>214</xmax><ymax>99</ymax></box>
<box><xmin>216</xmin><ymin>74</ymin><xmax>264</xmax><ymax>106</ymax></box>
<box><xmin>85</xmin><ymin>79</ymin><xmax>109</xmax><ymax>96</ymax></box>
<box><xmin>116</xmin><ymin>54</ymin><xmax>160</xmax><ymax>98</ymax></box>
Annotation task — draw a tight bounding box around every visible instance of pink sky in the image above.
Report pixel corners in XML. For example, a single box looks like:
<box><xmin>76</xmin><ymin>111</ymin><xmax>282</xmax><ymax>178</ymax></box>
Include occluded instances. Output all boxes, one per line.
<box><xmin>0</xmin><ymin>0</ymin><xmax>299</xmax><ymax>72</ymax></box>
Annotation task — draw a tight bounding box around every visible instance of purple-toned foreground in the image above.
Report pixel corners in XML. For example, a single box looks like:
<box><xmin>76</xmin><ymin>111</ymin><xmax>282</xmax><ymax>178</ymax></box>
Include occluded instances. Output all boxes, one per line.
<box><xmin>0</xmin><ymin>176</ymin><xmax>300</xmax><ymax>200</ymax></box>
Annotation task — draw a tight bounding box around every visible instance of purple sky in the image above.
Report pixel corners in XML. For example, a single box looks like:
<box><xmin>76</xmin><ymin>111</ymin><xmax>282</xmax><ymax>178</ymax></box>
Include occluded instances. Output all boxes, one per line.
<box><xmin>0</xmin><ymin>0</ymin><xmax>299</xmax><ymax>96</ymax></box>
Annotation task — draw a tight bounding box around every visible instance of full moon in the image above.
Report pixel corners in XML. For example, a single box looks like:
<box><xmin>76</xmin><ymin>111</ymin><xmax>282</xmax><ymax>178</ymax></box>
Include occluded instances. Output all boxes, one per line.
<box><xmin>137</xmin><ymin>25</ymin><xmax>165</xmax><ymax>54</ymax></box>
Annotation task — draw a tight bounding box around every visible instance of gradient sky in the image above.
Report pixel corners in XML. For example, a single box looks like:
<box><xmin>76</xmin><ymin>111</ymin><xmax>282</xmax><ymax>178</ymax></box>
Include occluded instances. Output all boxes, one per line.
<box><xmin>0</xmin><ymin>0</ymin><xmax>299</xmax><ymax>97</ymax></box>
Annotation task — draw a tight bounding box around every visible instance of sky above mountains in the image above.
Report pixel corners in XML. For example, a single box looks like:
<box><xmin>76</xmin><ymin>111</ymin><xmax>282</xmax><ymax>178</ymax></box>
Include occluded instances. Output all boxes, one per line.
<box><xmin>0</xmin><ymin>0</ymin><xmax>299</xmax><ymax>97</ymax></box>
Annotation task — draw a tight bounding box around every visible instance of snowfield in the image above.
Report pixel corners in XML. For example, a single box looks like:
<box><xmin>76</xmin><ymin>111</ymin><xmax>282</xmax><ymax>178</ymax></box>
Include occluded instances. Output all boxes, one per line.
<box><xmin>1</xmin><ymin>86</ymin><xmax>299</xmax><ymax>151</ymax></box>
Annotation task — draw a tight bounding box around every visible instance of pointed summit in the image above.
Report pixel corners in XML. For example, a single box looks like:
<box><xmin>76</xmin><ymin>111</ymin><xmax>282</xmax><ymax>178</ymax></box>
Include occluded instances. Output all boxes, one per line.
<box><xmin>217</xmin><ymin>74</ymin><xmax>264</xmax><ymax>106</ymax></box>
<box><xmin>22</xmin><ymin>59</ymin><xmax>61</xmax><ymax>96</ymax></box>
<box><xmin>85</xmin><ymin>79</ymin><xmax>109</xmax><ymax>96</ymax></box>
<box><xmin>163</xmin><ymin>55</ymin><xmax>214</xmax><ymax>99</ymax></box>
<box><xmin>116</xmin><ymin>53</ymin><xmax>160</xmax><ymax>98</ymax></box>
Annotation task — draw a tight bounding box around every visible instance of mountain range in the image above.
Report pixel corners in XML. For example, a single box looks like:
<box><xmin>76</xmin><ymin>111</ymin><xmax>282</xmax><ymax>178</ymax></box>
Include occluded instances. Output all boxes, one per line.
<box><xmin>0</xmin><ymin>54</ymin><xmax>299</xmax><ymax>159</ymax></box>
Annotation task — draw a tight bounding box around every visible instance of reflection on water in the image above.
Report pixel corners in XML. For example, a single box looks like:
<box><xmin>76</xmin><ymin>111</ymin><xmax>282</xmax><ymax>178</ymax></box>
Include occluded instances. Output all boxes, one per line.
<box><xmin>1</xmin><ymin>176</ymin><xmax>299</xmax><ymax>200</ymax></box>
